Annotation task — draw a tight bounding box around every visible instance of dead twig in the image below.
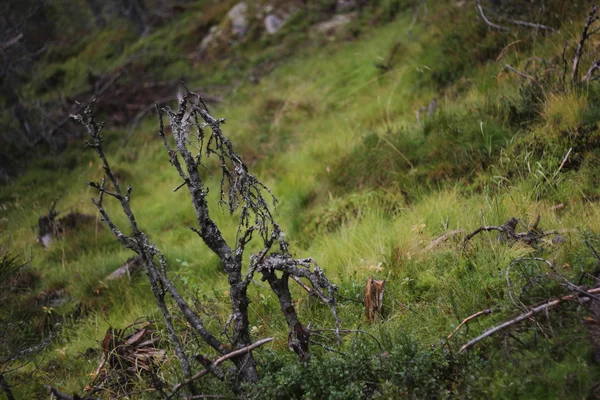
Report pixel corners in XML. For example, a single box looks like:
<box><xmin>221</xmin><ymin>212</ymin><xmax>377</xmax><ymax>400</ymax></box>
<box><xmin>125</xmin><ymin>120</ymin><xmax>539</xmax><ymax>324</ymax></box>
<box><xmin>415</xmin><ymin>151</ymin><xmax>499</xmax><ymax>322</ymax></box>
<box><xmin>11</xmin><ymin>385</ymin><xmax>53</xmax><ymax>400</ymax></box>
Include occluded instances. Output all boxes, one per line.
<box><xmin>46</xmin><ymin>385</ymin><xmax>100</xmax><ymax>400</ymax></box>
<box><xmin>464</xmin><ymin>216</ymin><xmax>557</xmax><ymax>248</ymax></box>
<box><xmin>572</xmin><ymin>6</ymin><xmax>600</xmax><ymax>83</ymax></box>
<box><xmin>562</xmin><ymin>41</ymin><xmax>571</xmax><ymax>87</ymax></box>
<box><xmin>447</xmin><ymin>307</ymin><xmax>502</xmax><ymax>340</ymax></box>
<box><xmin>505</xmin><ymin>17</ymin><xmax>555</xmax><ymax>32</ymax></box>
<box><xmin>496</xmin><ymin>40</ymin><xmax>522</xmax><ymax>62</ymax></box>
<box><xmin>504</xmin><ymin>64</ymin><xmax>536</xmax><ymax>81</ymax></box>
<box><xmin>171</xmin><ymin>338</ymin><xmax>274</xmax><ymax>394</ymax></box>
<box><xmin>459</xmin><ymin>287</ymin><xmax>600</xmax><ymax>352</ymax></box>
<box><xmin>0</xmin><ymin>33</ymin><xmax>23</xmax><ymax>51</ymax></box>
<box><xmin>476</xmin><ymin>0</ymin><xmax>508</xmax><ymax>31</ymax></box>
<box><xmin>425</xmin><ymin>229</ymin><xmax>464</xmax><ymax>251</ymax></box>
<box><xmin>552</xmin><ymin>147</ymin><xmax>573</xmax><ymax>180</ymax></box>
<box><xmin>583</xmin><ymin>60</ymin><xmax>600</xmax><ymax>82</ymax></box>
<box><xmin>515</xmin><ymin>257</ymin><xmax>600</xmax><ymax>301</ymax></box>
<box><xmin>586</xmin><ymin>239</ymin><xmax>600</xmax><ymax>262</ymax></box>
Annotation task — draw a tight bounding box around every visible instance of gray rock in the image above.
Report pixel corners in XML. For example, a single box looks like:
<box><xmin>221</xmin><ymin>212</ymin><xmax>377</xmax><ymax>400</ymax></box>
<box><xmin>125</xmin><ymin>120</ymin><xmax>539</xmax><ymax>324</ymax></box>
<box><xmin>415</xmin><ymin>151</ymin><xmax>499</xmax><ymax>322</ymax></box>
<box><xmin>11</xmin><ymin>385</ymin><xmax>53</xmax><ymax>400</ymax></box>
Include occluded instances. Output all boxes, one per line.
<box><xmin>228</xmin><ymin>2</ymin><xmax>249</xmax><ymax>38</ymax></box>
<box><xmin>313</xmin><ymin>13</ymin><xmax>355</xmax><ymax>36</ymax></box>
<box><xmin>552</xmin><ymin>234</ymin><xmax>567</xmax><ymax>244</ymax></box>
<box><xmin>199</xmin><ymin>25</ymin><xmax>220</xmax><ymax>52</ymax></box>
<box><xmin>106</xmin><ymin>255</ymin><xmax>143</xmax><ymax>281</ymax></box>
<box><xmin>40</xmin><ymin>233</ymin><xmax>52</xmax><ymax>248</ymax></box>
<box><xmin>265</xmin><ymin>14</ymin><xmax>283</xmax><ymax>34</ymax></box>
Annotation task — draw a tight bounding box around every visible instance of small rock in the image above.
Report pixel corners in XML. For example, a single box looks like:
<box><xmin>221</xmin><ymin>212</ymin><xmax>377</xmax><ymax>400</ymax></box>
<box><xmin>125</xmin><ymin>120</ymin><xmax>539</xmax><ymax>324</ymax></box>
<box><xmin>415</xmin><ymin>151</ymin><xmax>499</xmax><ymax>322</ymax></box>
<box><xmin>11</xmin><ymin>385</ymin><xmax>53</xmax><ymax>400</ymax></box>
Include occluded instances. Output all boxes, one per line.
<box><xmin>228</xmin><ymin>2</ymin><xmax>249</xmax><ymax>38</ymax></box>
<box><xmin>40</xmin><ymin>233</ymin><xmax>53</xmax><ymax>248</ymax></box>
<box><xmin>552</xmin><ymin>234</ymin><xmax>567</xmax><ymax>245</ymax></box>
<box><xmin>264</xmin><ymin>14</ymin><xmax>283</xmax><ymax>34</ymax></box>
<box><xmin>313</xmin><ymin>13</ymin><xmax>355</xmax><ymax>36</ymax></box>
<box><xmin>106</xmin><ymin>255</ymin><xmax>143</xmax><ymax>281</ymax></box>
<box><xmin>199</xmin><ymin>25</ymin><xmax>221</xmax><ymax>52</ymax></box>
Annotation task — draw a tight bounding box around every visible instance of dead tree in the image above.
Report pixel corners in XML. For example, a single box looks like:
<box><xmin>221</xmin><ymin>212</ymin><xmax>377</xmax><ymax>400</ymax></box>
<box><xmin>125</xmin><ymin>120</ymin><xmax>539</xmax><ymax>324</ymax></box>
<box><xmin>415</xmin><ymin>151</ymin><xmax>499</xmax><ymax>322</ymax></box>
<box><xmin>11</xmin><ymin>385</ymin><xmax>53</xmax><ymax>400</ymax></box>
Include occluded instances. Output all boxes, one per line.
<box><xmin>72</xmin><ymin>93</ymin><xmax>339</xmax><ymax>394</ymax></box>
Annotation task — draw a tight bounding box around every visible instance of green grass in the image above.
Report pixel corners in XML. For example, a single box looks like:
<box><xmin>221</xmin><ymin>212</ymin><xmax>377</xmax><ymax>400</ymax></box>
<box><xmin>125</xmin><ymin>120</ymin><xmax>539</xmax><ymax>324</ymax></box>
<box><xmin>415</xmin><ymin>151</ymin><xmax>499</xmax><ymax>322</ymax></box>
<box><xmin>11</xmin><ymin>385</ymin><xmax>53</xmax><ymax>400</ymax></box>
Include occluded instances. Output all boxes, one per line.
<box><xmin>3</xmin><ymin>1</ymin><xmax>600</xmax><ymax>398</ymax></box>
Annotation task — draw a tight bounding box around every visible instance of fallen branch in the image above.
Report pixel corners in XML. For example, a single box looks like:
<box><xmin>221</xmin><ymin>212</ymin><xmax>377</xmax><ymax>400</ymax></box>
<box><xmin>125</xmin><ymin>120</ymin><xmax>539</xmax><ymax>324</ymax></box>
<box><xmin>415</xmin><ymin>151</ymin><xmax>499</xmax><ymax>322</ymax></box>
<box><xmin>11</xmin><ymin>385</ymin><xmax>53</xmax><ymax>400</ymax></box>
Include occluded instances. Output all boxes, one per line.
<box><xmin>464</xmin><ymin>216</ymin><xmax>556</xmax><ymax>248</ymax></box>
<box><xmin>505</xmin><ymin>18</ymin><xmax>556</xmax><ymax>33</ymax></box>
<box><xmin>0</xmin><ymin>33</ymin><xmax>23</xmax><ymax>51</ymax></box>
<box><xmin>572</xmin><ymin>6</ymin><xmax>600</xmax><ymax>83</ymax></box>
<box><xmin>552</xmin><ymin>147</ymin><xmax>572</xmax><ymax>179</ymax></box>
<box><xmin>512</xmin><ymin>257</ymin><xmax>600</xmax><ymax>302</ymax></box>
<box><xmin>171</xmin><ymin>338</ymin><xmax>274</xmax><ymax>394</ymax></box>
<box><xmin>561</xmin><ymin>41</ymin><xmax>570</xmax><ymax>86</ymax></box>
<box><xmin>496</xmin><ymin>40</ymin><xmax>522</xmax><ymax>62</ymax></box>
<box><xmin>476</xmin><ymin>0</ymin><xmax>508</xmax><ymax>31</ymax></box>
<box><xmin>583</xmin><ymin>60</ymin><xmax>600</xmax><ymax>81</ymax></box>
<box><xmin>504</xmin><ymin>64</ymin><xmax>536</xmax><ymax>81</ymax></box>
<box><xmin>447</xmin><ymin>307</ymin><xmax>502</xmax><ymax>340</ymax></box>
<box><xmin>46</xmin><ymin>385</ymin><xmax>100</xmax><ymax>400</ymax></box>
<box><xmin>459</xmin><ymin>287</ymin><xmax>600</xmax><ymax>352</ymax></box>
<box><xmin>425</xmin><ymin>229</ymin><xmax>464</xmax><ymax>251</ymax></box>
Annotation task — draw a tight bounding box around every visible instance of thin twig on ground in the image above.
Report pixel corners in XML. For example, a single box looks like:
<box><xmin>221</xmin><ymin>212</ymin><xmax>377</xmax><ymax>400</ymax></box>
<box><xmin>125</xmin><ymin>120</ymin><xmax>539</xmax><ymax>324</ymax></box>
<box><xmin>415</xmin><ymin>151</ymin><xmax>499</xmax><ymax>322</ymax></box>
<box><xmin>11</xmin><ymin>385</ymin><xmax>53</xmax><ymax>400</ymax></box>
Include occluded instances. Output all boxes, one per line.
<box><xmin>425</xmin><ymin>229</ymin><xmax>464</xmax><ymax>251</ymax></box>
<box><xmin>447</xmin><ymin>307</ymin><xmax>502</xmax><ymax>340</ymax></box>
<box><xmin>464</xmin><ymin>216</ymin><xmax>557</xmax><ymax>248</ymax></box>
<box><xmin>504</xmin><ymin>64</ymin><xmax>536</xmax><ymax>81</ymax></box>
<box><xmin>459</xmin><ymin>287</ymin><xmax>600</xmax><ymax>352</ymax></box>
<box><xmin>171</xmin><ymin>338</ymin><xmax>274</xmax><ymax>394</ymax></box>
<box><xmin>505</xmin><ymin>17</ymin><xmax>555</xmax><ymax>32</ymax></box>
<box><xmin>46</xmin><ymin>385</ymin><xmax>100</xmax><ymax>400</ymax></box>
<box><xmin>476</xmin><ymin>0</ymin><xmax>508</xmax><ymax>31</ymax></box>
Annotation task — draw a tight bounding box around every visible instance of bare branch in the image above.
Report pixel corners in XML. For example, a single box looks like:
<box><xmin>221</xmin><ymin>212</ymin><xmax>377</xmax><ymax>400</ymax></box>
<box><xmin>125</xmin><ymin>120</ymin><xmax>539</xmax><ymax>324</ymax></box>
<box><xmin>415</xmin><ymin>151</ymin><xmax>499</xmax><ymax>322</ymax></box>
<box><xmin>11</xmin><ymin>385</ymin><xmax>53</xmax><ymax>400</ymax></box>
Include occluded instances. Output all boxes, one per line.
<box><xmin>447</xmin><ymin>308</ymin><xmax>502</xmax><ymax>341</ymax></box>
<box><xmin>0</xmin><ymin>33</ymin><xmax>23</xmax><ymax>51</ymax></box>
<box><xmin>459</xmin><ymin>288</ymin><xmax>600</xmax><ymax>352</ymax></box>
<box><xmin>46</xmin><ymin>385</ymin><xmax>100</xmax><ymax>400</ymax></box>
<box><xmin>425</xmin><ymin>229</ymin><xmax>464</xmax><ymax>251</ymax></box>
<box><xmin>512</xmin><ymin>257</ymin><xmax>600</xmax><ymax>301</ymax></box>
<box><xmin>172</xmin><ymin>338</ymin><xmax>274</xmax><ymax>394</ymax></box>
<box><xmin>505</xmin><ymin>18</ymin><xmax>555</xmax><ymax>32</ymax></box>
<box><xmin>552</xmin><ymin>147</ymin><xmax>572</xmax><ymax>179</ymax></box>
<box><xmin>562</xmin><ymin>41</ymin><xmax>570</xmax><ymax>87</ymax></box>
<box><xmin>583</xmin><ymin>60</ymin><xmax>600</xmax><ymax>81</ymax></box>
<box><xmin>504</xmin><ymin>64</ymin><xmax>536</xmax><ymax>81</ymax></box>
<box><xmin>476</xmin><ymin>0</ymin><xmax>508</xmax><ymax>31</ymax></box>
<box><xmin>464</xmin><ymin>216</ymin><xmax>558</xmax><ymax>248</ymax></box>
<box><xmin>572</xmin><ymin>6</ymin><xmax>600</xmax><ymax>83</ymax></box>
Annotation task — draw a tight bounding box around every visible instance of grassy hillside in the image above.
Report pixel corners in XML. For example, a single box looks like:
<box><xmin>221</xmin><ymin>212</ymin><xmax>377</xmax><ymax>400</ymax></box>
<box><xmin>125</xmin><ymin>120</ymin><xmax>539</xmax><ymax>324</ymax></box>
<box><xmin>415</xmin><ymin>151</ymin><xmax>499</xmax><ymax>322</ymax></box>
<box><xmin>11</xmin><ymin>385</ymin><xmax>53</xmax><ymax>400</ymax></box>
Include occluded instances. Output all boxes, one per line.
<box><xmin>3</xmin><ymin>1</ymin><xmax>600</xmax><ymax>398</ymax></box>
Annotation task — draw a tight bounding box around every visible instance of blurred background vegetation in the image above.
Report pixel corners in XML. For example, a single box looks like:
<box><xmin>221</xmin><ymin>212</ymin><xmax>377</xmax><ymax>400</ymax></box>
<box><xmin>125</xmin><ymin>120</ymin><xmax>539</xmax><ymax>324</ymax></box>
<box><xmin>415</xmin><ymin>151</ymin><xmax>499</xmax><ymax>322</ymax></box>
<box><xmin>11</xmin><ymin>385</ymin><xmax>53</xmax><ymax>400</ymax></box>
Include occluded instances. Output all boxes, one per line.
<box><xmin>3</xmin><ymin>0</ymin><xmax>600</xmax><ymax>398</ymax></box>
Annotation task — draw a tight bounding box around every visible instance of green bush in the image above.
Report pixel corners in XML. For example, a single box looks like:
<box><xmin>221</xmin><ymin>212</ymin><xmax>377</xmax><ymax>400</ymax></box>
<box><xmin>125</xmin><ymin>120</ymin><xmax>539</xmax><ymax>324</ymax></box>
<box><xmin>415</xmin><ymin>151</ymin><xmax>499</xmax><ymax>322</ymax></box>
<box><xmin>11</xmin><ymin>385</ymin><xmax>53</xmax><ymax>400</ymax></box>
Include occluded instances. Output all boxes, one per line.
<box><xmin>249</xmin><ymin>335</ymin><xmax>474</xmax><ymax>399</ymax></box>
